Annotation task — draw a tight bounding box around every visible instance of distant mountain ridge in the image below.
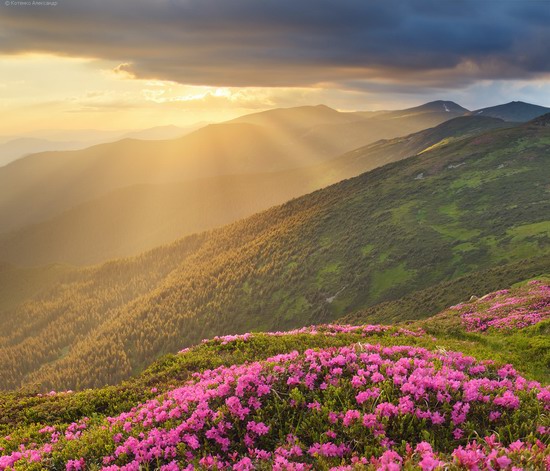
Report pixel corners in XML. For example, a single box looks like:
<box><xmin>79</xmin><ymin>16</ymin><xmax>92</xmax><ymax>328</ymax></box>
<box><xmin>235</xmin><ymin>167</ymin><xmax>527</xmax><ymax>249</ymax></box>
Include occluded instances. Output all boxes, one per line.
<box><xmin>0</xmin><ymin>115</ymin><xmax>510</xmax><ymax>266</ymax></box>
<box><xmin>1</xmin><ymin>118</ymin><xmax>549</xmax><ymax>390</ymax></box>
<box><xmin>470</xmin><ymin>101</ymin><xmax>550</xmax><ymax>122</ymax></box>
<box><xmin>0</xmin><ymin>138</ymin><xmax>87</xmax><ymax>168</ymax></box>
<box><xmin>0</xmin><ymin>101</ymin><xmax>480</xmax><ymax>236</ymax></box>
<box><xmin>380</xmin><ymin>100</ymin><xmax>468</xmax><ymax>116</ymax></box>
<box><xmin>0</xmin><ymin>124</ymin><xmax>204</xmax><ymax>167</ymax></box>
<box><xmin>231</xmin><ymin>104</ymin><xmax>360</xmax><ymax>130</ymax></box>
<box><xmin>0</xmin><ymin>99</ymin><xmax>547</xmax><ymax>267</ymax></box>
<box><xmin>119</xmin><ymin>123</ymin><xmax>204</xmax><ymax>140</ymax></box>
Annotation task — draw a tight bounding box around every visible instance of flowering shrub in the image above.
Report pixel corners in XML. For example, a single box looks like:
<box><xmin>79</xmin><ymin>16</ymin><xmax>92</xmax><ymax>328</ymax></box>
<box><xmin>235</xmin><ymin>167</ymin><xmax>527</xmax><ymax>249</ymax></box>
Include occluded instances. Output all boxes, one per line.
<box><xmin>193</xmin><ymin>324</ymin><xmax>427</xmax><ymax>351</ymax></box>
<box><xmin>2</xmin><ymin>342</ymin><xmax>548</xmax><ymax>470</ymax></box>
<box><xmin>448</xmin><ymin>280</ymin><xmax>550</xmax><ymax>332</ymax></box>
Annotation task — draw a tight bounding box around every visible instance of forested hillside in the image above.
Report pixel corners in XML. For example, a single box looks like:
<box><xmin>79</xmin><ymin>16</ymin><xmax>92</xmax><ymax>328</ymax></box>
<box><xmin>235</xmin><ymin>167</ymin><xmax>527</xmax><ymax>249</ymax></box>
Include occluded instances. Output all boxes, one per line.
<box><xmin>1</xmin><ymin>279</ymin><xmax>549</xmax><ymax>469</ymax></box>
<box><xmin>0</xmin><ymin>102</ymin><xmax>469</xmax><ymax>236</ymax></box>
<box><xmin>0</xmin><ymin>115</ymin><xmax>509</xmax><ymax>266</ymax></box>
<box><xmin>1</xmin><ymin>118</ymin><xmax>549</xmax><ymax>391</ymax></box>
<box><xmin>340</xmin><ymin>255</ymin><xmax>550</xmax><ymax>325</ymax></box>
<box><xmin>0</xmin><ymin>263</ymin><xmax>74</xmax><ymax>316</ymax></box>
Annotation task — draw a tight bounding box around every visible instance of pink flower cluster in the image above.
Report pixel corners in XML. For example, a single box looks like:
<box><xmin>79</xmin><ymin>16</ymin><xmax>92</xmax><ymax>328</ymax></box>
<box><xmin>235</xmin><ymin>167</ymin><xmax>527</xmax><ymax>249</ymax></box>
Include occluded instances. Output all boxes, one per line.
<box><xmin>182</xmin><ymin>324</ymin><xmax>427</xmax><ymax>352</ymax></box>
<box><xmin>3</xmin><ymin>342</ymin><xmax>548</xmax><ymax>470</ymax></box>
<box><xmin>35</xmin><ymin>389</ymin><xmax>73</xmax><ymax>398</ymax></box>
<box><xmin>205</xmin><ymin>333</ymin><xmax>253</xmax><ymax>345</ymax></box>
<box><xmin>0</xmin><ymin>418</ymin><xmax>92</xmax><ymax>469</ymax></box>
<box><xmin>455</xmin><ymin>280</ymin><xmax>550</xmax><ymax>332</ymax></box>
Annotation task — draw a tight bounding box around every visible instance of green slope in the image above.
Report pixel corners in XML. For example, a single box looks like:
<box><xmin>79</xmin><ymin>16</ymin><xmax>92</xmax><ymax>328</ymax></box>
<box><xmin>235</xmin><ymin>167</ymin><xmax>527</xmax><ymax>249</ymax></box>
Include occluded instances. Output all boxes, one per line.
<box><xmin>1</xmin><ymin>118</ymin><xmax>549</xmax><ymax>391</ymax></box>
<box><xmin>0</xmin><ymin>116</ymin><xmax>508</xmax><ymax>266</ymax></box>
<box><xmin>0</xmin><ymin>102</ymin><xmax>470</xmax><ymax>238</ymax></box>
<box><xmin>0</xmin><ymin>278</ymin><xmax>548</xmax><ymax>468</ymax></box>
<box><xmin>339</xmin><ymin>254</ymin><xmax>550</xmax><ymax>325</ymax></box>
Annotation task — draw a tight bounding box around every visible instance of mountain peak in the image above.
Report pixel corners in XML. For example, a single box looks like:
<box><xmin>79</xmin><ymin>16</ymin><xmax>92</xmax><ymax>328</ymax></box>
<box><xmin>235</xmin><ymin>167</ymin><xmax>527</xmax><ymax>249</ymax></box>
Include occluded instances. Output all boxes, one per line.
<box><xmin>471</xmin><ymin>101</ymin><xmax>550</xmax><ymax>122</ymax></box>
<box><xmin>502</xmin><ymin>100</ymin><xmax>539</xmax><ymax>108</ymax></box>
<box><xmin>230</xmin><ymin>104</ymin><xmax>351</xmax><ymax>129</ymax></box>
<box><xmin>313</xmin><ymin>103</ymin><xmax>335</xmax><ymax>110</ymax></box>
<box><xmin>403</xmin><ymin>100</ymin><xmax>469</xmax><ymax>114</ymax></box>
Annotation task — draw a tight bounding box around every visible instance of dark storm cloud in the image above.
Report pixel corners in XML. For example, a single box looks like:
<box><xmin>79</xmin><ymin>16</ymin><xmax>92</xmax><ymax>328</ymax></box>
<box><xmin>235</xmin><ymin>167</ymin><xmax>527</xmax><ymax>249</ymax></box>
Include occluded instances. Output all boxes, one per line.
<box><xmin>1</xmin><ymin>0</ymin><xmax>548</xmax><ymax>90</ymax></box>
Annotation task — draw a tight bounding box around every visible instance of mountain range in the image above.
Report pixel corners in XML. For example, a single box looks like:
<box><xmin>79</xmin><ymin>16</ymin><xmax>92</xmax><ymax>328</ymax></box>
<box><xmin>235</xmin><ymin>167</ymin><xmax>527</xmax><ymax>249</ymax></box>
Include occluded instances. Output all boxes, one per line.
<box><xmin>0</xmin><ymin>124</ymin><xmax>199</xmax><ymax>168</ymax></box>
<box><xmin>470</xmin><ymin>100</ymin><xmax>550</xmax><ymax>122</ymax></box>
<box><xmin>1</xmin><ymin>111</ymin><xmax>549</xmax><ymax>390</ymax></box>
<box><xmin>0</xmin><ymin>101</ymin><xmax>473</xmax><ymax>233</ymax></box>
<box><xmin>0</xmin><ymin>114</ymin><xmax>510</xmax><ymax>266</ymax></box>
<box><xmin>3</xmin><ymin>100</ymin><xmax>544</xmax><ymax>266</ymax></box>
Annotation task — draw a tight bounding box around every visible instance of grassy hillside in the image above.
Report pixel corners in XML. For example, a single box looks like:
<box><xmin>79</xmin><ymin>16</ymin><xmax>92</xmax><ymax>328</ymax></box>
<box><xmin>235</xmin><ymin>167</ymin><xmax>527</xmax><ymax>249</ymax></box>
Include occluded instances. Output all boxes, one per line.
<box><xmin>340</xmin><ymin>254</ymin><xmax>550</xmax><ymax>325</ymax></box>
<box><xmin>1</xmin><ymin>119</ymin><xmax>549</xmax><ymax>391</ymax></box>
<box><xmin>0</xmin><ymin>279</ymin><xmax>548</xmax><ymax>469</ymax></box>
<box><xmin>0</xmin><ymin>116</ymin><xmax>509</xmax><ymax>266</ymax></box>
<box><xmin>412</xmin><ymin>278</ymin><xmax>550</xmax><ymax>381</ymax></box>
<box><xmin>0</xmin><ymin>102</ymin><xmax>468</xmax><ymax>236</ymax></box>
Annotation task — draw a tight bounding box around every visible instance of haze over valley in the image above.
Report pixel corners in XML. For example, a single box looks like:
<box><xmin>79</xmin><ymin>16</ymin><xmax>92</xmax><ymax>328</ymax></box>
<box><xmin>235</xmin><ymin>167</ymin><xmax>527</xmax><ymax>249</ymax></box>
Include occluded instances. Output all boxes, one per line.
<box><xmin>1</xmin><ymin>1</ymin><xmax>550</xmax><ymax>469</ymax></box>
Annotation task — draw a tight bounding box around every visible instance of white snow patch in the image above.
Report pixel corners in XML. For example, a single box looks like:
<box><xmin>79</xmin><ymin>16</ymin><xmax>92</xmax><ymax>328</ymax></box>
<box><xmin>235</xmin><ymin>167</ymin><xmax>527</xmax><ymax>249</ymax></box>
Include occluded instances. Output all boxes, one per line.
<box><xmin>326</xmin><ymin>286</ymin><xmax>346</xmax><ymax>304</ymax></box>
<box><xmin>414</xmin><ymin>172</ymin><xmax>425</xmax><ymax>180</ymax></box>
<box><xmin>443</xmin><ymin>103</ymin><xmax>450</xmax><ymax>112</ymax></box>
<box><xmin>448</xmin><ymin>162</ymin><xmax>466</xmax><ymax>169</ymax></box>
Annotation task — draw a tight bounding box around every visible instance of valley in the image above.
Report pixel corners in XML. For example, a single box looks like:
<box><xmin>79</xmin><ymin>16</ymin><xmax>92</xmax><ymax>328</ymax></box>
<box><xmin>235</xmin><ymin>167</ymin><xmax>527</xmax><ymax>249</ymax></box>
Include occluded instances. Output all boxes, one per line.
<box><xmin>1</xmin><ymin>112</ymin><xmax>549</xmax><ymax>392</ymax></box>
<box><xmin>2</xmin><ymin>2</ymin><xmax>550</xmax><ymax>468</ymax></box>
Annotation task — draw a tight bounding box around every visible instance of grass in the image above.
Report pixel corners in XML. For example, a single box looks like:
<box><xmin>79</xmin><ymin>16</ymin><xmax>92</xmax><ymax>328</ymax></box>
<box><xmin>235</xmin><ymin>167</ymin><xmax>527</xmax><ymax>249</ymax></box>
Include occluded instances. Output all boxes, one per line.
<box><xmin>429</xmin><ymin>223</ymin><xmax>481</xmax><ymax>241</ymax></box>
<box><xmin>508</xmin><ymin>221</ymin><xmax>550</xmax><ymax>239</ymax></box>
<box><xmin>3</xmin><ymin>122</ymin><xmax>550</xmax><ymax>391</ymax></box>
<box><xmin>1</xmin><ymin>300</ymin><xmax>548</xmax><ymax>439</ymax></box>
<box><xmin>1</xmin><ymin>319</ymin><xmax>548</xmax><ymax>438</ymax></box>
<box><xmin>360</xmin><ymin>244</ymin><xmax>375</xmax><ymax>256</ymax></box>
<box><xmin>2</xmin><ymin>274</ymin><xmax>549</xmax><ymax>468</ymax></box>
<box><xmin>369</xmin><ymin>263</ymin><xmax>414</xmax><ymax>300</ymax></box>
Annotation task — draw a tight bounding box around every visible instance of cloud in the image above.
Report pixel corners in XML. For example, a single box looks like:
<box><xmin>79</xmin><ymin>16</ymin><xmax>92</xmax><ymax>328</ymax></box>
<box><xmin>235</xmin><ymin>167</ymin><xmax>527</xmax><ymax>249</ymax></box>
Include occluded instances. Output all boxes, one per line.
<box><xmin>0</xmin><ymin>0</ymin><xmax>549</xmax><ymax>93</ymax></box>
<box><xmin>137</xmin><ymin>83</ymin><xmax>330</xmax><ymax>112</ymax></box>
<box><xmin>66</xmin><ymin>89</ymin><xmax>140</xmax><ymax>112</ymax></box>
<box><xmin>111</xmin><ymin>63</ymin><xmax>136</xmax><ymax>79</ymax></box>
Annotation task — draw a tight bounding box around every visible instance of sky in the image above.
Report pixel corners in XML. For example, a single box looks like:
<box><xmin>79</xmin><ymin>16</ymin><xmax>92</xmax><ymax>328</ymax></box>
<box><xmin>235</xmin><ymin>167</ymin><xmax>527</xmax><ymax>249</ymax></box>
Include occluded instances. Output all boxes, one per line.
<box><xmin>1</xmin><ymin>0</ymin><xmax>550</xmax><ymax>135</ymax></box>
